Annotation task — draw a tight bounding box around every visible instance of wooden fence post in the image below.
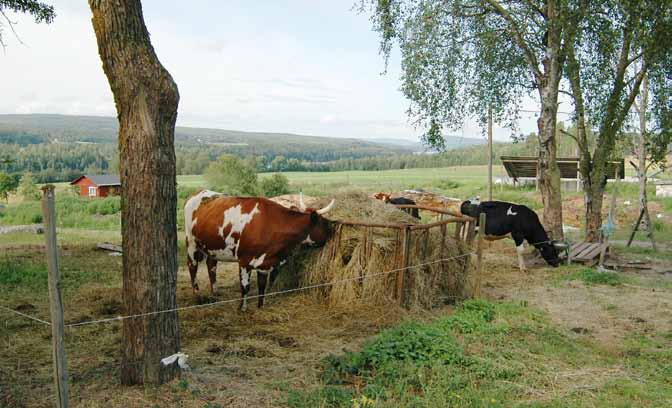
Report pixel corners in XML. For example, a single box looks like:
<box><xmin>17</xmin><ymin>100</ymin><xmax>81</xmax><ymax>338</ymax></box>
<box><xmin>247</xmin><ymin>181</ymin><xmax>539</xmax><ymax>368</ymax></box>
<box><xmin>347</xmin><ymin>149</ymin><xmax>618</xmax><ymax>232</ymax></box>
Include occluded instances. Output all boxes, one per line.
<box><xmin>41</xmin><ymin>185</ymin><xmax>70</xmax><ymax>408</ymax></box>
<box><xmin>396</xmin><ymin>226</ymin><xmax>411</xmax><ymax>305</ymax></box>
<box><xmin>474</xmin><ymin>213</ymin><xmax>486</xmax><ymax>298</ymax></box>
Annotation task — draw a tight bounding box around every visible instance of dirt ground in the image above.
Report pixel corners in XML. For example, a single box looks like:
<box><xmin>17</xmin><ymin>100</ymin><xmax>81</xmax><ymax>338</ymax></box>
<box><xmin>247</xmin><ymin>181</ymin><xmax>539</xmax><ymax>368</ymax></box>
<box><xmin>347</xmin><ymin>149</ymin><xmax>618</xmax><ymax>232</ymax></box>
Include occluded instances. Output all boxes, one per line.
<box><xmin>482</xmin><ymin>242</ymin><xmax>672</xmax><ymax>351</ymax></box>
<box><xmin>2</xmin><ymin>238</ymin><xmax>672</xmax><ymax>407</ymax></box>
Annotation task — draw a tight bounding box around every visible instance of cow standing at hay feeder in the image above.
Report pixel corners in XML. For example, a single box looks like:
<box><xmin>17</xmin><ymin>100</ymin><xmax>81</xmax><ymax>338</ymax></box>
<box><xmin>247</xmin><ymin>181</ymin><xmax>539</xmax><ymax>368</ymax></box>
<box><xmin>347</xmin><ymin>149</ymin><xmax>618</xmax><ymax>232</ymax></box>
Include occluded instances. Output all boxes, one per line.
<box><xmin>184</xmin><ymin>190</ymin><xmax>336</xmax><ymax>311</ymax></box>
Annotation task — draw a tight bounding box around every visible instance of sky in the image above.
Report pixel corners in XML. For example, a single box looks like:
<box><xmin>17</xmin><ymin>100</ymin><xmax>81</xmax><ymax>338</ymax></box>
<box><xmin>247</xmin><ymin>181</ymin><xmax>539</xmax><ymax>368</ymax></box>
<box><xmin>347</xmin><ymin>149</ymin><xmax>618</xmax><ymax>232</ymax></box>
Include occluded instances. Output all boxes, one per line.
<box><xmin>0</xmin><ymin>0</ymin><xmax>549</xmax><ymax>142</ymax></box>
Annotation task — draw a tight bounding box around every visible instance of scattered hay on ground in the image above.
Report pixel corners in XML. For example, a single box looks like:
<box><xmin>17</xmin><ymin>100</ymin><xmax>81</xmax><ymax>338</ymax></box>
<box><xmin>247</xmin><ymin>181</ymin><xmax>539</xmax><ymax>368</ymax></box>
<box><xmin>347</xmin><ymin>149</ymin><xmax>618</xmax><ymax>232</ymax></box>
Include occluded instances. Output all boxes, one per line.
<box><xmin>277</xmin><ymin>192</ymin><xmax>472</xmax><ymax>309</ymax></box>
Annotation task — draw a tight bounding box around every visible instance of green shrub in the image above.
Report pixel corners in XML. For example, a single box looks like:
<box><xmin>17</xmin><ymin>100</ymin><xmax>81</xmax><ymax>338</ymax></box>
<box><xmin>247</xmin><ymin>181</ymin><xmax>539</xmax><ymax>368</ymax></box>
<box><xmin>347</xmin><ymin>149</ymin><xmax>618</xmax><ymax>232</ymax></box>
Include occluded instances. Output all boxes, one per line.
<box><xmin>205</xmin><ymin>154</ymin><xmax>259</xmax><ymax>196</ymax></box>
<box><xmin>260</xmin><ymin>173</ymin><xmax>291</xmax><ymax>197</ymax></box>
<box><xmin>0</xmin><ymin>258</ymin><xmax>48</xmax><ymax>290</ymax></box>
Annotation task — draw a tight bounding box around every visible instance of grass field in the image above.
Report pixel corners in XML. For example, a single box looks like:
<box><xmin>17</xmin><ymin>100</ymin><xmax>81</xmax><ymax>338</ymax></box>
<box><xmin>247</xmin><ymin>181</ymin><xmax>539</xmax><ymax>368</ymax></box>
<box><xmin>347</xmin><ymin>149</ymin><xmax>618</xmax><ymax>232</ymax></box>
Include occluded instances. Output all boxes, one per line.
<box><xmin>4</xmin><ymin>165</ymin><xmax>669</xmax><ymax>242</ymax></box>
<box><xmin>2</xmin><ymin>228</ymin><xmax>671</xmax><ymax>406</ymax></box>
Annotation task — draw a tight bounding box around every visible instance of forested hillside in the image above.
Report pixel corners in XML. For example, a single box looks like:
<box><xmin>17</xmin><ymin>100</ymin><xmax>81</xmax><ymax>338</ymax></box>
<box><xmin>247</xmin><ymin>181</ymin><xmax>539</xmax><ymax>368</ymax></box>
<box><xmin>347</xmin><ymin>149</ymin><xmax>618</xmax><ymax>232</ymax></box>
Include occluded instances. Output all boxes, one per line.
<box><xmin>0</xmin><ymin>114</ymin><xmax>609</xmax><ymax>183</ymax></box>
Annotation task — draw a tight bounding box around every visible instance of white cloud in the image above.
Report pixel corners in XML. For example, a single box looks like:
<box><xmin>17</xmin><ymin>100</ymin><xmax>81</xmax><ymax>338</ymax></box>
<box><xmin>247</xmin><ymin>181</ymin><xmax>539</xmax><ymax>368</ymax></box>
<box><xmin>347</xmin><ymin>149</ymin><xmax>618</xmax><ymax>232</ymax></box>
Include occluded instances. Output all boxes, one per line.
<box><xmin>0</xmin><ymin>1</ymin><xmax>552</xmax><ymax>143</ymax></box>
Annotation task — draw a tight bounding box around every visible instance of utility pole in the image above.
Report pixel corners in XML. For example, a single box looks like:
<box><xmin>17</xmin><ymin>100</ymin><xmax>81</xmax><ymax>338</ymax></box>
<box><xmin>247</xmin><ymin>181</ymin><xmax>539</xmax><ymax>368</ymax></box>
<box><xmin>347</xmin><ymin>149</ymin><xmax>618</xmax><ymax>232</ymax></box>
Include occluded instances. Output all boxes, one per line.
<box><xmin>487</xmin><ymin>105</ymin><xmax>493</xmax><ymax>201</ymax></box>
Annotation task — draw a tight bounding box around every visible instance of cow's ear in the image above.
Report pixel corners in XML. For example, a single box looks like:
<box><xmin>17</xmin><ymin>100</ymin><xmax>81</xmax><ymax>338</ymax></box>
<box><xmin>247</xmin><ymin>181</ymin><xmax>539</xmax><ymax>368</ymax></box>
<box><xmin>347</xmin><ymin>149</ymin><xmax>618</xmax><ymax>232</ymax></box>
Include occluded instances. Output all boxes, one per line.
<box><xmin>310</xmin><ymin>211</ymin><xmax>319</xmax><ymax>224</ymax></box>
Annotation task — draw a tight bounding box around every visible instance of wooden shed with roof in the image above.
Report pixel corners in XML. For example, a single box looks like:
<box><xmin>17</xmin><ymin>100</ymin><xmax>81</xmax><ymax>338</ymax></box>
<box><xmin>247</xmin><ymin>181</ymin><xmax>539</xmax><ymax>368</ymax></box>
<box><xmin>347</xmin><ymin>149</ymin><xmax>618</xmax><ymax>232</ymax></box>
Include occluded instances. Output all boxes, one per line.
<box><xmin>70</xmin><ymin>174</ymin><xmax>121</xmax><ymax>198</ymax></box>
<box><xmin>500</xmin><ymin>156</ymin><xmax>625</xmax><ymax>190</ymax></box>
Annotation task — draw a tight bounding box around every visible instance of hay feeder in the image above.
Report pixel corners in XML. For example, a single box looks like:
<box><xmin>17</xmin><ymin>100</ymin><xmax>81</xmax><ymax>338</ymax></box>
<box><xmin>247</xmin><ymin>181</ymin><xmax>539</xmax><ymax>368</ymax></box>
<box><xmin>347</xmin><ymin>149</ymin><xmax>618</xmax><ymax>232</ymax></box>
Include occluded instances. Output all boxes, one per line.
<box><xmin>277</xmin><ymin>193</ymin><xmax>478</xmax><ymax>310</ymax></box>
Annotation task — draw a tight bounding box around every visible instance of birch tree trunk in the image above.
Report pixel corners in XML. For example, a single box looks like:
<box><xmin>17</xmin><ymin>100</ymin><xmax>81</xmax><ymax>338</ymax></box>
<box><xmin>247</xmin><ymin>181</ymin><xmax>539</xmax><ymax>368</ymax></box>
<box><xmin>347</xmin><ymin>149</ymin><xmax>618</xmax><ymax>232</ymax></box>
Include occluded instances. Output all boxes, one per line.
<box><xmin>536</xmin><ymin>0</ymin><xmax>564</xmax><ymax>240</ymax></box>
<box><xmin>89</xmin><ymin>0</ymin><xmax>181</xmax><ymax>386</ymax></box>
<box><xmin>636</xmin><ymin>73</ymin><xmax>656</xmax><ymax>249</ymax></box>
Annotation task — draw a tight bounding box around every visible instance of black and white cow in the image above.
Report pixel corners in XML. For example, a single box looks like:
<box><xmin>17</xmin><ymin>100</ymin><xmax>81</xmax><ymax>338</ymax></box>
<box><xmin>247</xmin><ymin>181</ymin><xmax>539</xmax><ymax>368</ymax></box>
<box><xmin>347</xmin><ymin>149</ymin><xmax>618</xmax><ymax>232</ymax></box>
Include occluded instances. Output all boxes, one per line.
<box><xmin>460</xmin><ymin>200</ymin><xmax>561</xmax><ymax>272</ymax></box>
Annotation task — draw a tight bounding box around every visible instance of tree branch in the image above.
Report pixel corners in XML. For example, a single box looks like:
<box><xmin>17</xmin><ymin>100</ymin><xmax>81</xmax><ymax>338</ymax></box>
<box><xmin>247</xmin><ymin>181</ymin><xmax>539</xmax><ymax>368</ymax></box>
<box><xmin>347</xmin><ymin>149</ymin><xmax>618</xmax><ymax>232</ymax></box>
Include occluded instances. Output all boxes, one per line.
<box><xmin>485</xmin><ymin>0</ymin><xmax>542</xmax><ymax>84</ymax></box>
<box><xmin>626</xmin><ymin>50</ymin><xmax>645</xmax><ymax>68</ymax></box>
<box><xmin>559</xmin><ymin>89</ymin><xmax>576</xmax><ymax>101</ymax></box>
<box><xmin>520</xmin><ymin>0</ymin><xmax>546</xmax><ymax>18</ymax></box>
<box><xmin>560</xmin><ymin>128</ymin><xmax>579</xmax><ymax>143</ymax></box>
<box><xmin>0</xmin><ymin>9</ymin><xmax>25</xmax><ymax>50</ymax></box>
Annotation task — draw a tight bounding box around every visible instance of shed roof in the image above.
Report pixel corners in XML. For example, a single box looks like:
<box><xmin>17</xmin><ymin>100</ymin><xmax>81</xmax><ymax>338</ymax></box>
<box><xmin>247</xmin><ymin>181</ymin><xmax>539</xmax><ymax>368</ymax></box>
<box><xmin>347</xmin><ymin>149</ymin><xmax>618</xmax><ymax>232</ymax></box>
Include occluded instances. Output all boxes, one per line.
<box><xmin>70</xmin><ymin>174</ymin><xmax>121</xmax><ymax>186</ymax></box>
<box><xmin>501</xmin><ymin>156</ymin><xmax>625</xmax><ymax>180</ymax></box>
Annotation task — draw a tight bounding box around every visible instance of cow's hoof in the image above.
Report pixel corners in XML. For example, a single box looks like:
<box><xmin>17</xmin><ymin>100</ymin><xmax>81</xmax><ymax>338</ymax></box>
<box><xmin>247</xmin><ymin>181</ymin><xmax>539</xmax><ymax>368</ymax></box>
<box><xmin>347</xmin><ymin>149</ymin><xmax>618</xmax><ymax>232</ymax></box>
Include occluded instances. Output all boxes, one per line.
<box><xmin>239</xmin><ymin>303</ymin><xmax>248</xmax><ymax>312</ymax></box>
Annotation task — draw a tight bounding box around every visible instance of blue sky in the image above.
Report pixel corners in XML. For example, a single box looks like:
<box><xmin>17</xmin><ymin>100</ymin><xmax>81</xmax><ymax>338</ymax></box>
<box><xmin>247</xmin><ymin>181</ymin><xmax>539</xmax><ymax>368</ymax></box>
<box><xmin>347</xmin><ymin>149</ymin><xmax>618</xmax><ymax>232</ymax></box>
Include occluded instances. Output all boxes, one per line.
<box><xmin>1</xmin><ymin>0</ymin><xmax>543</xmax><ymax>142</ymax></box>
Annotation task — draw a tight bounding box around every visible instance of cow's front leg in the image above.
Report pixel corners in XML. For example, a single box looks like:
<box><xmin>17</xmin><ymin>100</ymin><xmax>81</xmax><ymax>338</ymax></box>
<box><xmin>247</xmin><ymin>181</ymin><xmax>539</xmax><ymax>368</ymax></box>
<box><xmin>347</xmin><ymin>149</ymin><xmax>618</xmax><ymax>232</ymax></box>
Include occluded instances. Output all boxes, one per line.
<box><xmin>206</xmin><ymin>257</ymin><xmax>218</xmax><ymax>295</ymax></box>
<box><xmin>257</xmin><ymin>268</ymin><xmax>271</xmax><ymax>308</ymax></box>
<box><xmin>239</xmin><ymin>266</ymin><xmax>251</xmax><ymax>311</ymax></box>
<box><xmin>512</xmin><ymin>234</ymin><xmax>528</xmax><ymax>273</ymax></box>
<box><xmin>516</xmin><ymin>244</ymin><xmax>528</xmax><ymax>273</ymax></box>
<box><xmin>187</xmin><ymin>243</ymin><xmax>202</xmax><ymax>294</ymax></box>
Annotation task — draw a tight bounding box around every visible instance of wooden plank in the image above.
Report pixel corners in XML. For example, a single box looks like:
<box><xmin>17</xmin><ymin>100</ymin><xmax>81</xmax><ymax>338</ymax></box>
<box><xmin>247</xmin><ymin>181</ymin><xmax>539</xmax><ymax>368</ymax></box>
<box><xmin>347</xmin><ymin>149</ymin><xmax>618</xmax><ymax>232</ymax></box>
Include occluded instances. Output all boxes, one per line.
<box><xmin>570</xmin><ymin>242</ymin><xmax>591</xmax><ymax>257</ymax></box>
<box><xmin>41</xmin><ymin>185</ymin><xmax>70</xmax><ymax>408</ymax></box>
<box><xmin>396</xmin><ymin>226</ymin><xmax>411</xmax><ymax>305</ymax></box>
<box><xmin>96</xmin><ymin>242</ymin><xmax>123</xmax><ymax>253</ymax></box>
<box><xmin>574</xmin><ymin>245</ymin><xmax>594</xmax><ymax>259</ymax></box>
<box><xmin>576</xmin><ymin>244</ymin><xmax>600</xmax><ymax>259</ymax></box>
<box><xmin>584</xmin><ymin>244</ymin><xmax>606</xmax><ymax>260</ymax></box>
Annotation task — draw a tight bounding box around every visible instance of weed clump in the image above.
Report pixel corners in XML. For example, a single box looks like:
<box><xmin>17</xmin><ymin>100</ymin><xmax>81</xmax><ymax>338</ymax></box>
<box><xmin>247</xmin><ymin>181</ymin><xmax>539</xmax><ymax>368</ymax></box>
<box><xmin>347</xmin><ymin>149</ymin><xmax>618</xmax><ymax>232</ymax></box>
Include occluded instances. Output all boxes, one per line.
<box><xmin>567</xmin><ymin>268</ymin><xmax>625</xmax><ymax>286</ymax></box>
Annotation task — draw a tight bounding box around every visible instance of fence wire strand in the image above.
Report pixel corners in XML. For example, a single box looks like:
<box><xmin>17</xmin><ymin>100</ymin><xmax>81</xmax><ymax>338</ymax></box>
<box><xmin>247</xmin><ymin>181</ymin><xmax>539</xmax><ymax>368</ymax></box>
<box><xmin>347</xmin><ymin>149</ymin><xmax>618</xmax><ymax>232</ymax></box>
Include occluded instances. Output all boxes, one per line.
<box><xmin>0</xmin><ymin>304</ymin><xmax>51</xmax><ymax>326</ymax></box>
<box><xmin>65</xmin><ymin>252</ymin><xmax>475</xmax><ymax>328</ymax></box>
<box><xmin>1</xmin><ymin>252</ymin><xmax>475</xmax><ymax>328</ymax></box>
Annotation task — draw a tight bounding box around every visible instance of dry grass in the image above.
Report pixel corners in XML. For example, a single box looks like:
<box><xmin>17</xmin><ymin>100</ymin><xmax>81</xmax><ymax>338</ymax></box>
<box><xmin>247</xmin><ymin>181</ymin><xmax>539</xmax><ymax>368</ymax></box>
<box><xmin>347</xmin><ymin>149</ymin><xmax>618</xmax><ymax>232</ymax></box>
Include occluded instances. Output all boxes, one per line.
<box><xmin>278</xmin><ymin>192</ymin><xmax>472</xmax><ymax>309</ymax></box>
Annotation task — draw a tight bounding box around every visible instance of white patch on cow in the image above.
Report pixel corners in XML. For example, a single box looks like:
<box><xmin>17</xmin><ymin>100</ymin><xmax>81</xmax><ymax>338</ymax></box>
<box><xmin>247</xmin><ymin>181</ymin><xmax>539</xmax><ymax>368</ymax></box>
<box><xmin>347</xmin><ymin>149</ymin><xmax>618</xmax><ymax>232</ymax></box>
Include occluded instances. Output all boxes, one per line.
<box><xmin>240</xmin><ymin>267</ymin><xmax>250</xmax><ymax>288</ymax></box>
<box><xmin>516</xmin><ymin>244</ymin><xmax>527</xmax><ymax>272</ymax></box>
<box><xmin>217</xmin><ymin>203</ymin><xmax>260</xmax><ymax>258</ymax></box>
<box><xmin>250</xmin><ymin>253</ymin><xmax>267</xmax><ymax>268</ymax></box>
<box><xmin>302</xmin><ymin>235</ymin><xmax>315</xmax><ymax>245</ymax></box>
<box><xmin>257</xmin><ymin>268</ymin><xmax>272</xmax><ymax>275</ymax></box>
<box><xmin>209</xmin><ymin>248</ymin><xmax>237</xmax><ymax>262</ymax></box>
<box><xmin>279</xmin><ymin>260</ymin><xmax>287</xmax><ymax>266</ymax></box>
<box><xmin>507</xmin><ymin>206</ymin><xmax>518</xmax><ymax>216</ymax></box>
<box><xmin>184</xmin><ymin>190</ymin><xmax>220</xmax><ymax>261</ymax></box>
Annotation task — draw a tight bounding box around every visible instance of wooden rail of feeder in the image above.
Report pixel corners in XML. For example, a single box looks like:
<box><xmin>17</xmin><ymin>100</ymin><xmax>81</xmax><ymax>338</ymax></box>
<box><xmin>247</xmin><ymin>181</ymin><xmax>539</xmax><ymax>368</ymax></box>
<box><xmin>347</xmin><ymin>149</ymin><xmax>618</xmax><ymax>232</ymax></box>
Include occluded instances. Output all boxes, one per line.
<box><xmin>334</xmin><ymin>205</ymin><xmax>479</xmax><ymax>306</ymax></box>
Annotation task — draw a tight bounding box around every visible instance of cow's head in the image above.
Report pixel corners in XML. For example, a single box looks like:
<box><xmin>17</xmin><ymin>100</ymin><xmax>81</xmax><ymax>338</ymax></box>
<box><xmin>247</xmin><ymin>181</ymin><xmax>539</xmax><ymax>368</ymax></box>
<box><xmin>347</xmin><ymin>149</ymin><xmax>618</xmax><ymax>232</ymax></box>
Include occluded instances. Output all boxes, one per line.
<box><xmin>373</xmin><ymin>192</ymin><xmax>391</xmax><ymax>203</ymax></box>
<box><xmin>460</xmin><ymin>200</ymin><xmax>479</xmax><ymax>217</ymax></box>
<box><xmin>536</xmin><ymin>242</ymin><xmax>560</xmax><ymax>267</ymax></box>
<box><xmin>299</xmin><ymin>193</ymin><xmax>336</xmax><ymax>247</ymax></box>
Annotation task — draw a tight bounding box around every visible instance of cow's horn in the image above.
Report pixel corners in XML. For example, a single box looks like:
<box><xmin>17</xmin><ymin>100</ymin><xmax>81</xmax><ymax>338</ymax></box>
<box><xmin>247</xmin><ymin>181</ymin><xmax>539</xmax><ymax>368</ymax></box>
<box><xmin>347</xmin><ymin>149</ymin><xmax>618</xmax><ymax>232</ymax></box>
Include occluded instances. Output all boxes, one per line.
<box><xmin>299</xmin><ymin>192</ymin><xmax>307</xmax><ymax>212</ymax></box>
<box><xmin>552</xmin><ymin>240</ymin><xmax>568</xmax><ymax>250</ymax></box>
<box><xmin>316</xmin><ymin>199</ymin><xmax>336</xmax><ymax>215</ymax></box>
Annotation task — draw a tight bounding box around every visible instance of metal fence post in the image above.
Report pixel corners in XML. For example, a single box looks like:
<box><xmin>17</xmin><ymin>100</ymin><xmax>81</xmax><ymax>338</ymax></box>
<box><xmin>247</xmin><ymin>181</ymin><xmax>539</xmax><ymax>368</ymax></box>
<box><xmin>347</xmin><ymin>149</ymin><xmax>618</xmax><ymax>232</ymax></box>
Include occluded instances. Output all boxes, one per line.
<box><xmin>41</xmin><ymin>185</ymin><xmax>70</xmax><ymax>408</ymax></box>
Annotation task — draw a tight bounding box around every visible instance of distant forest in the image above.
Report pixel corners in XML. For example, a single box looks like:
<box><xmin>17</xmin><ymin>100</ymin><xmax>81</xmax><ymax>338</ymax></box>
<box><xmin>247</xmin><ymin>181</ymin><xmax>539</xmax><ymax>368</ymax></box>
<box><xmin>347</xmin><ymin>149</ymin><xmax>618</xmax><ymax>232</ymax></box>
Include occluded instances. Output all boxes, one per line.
<box><xmin>0</xmin><ymin>114</ymin><xmax>613</xmax><ymax>183</ymax></box>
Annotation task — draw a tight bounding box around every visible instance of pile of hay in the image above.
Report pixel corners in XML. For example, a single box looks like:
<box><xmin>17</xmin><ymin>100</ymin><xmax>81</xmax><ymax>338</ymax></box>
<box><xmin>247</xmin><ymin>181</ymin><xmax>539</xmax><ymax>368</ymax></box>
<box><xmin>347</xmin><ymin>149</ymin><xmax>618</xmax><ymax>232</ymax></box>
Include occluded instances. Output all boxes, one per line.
<box><xmin>277</xmin><ymin>192</ymin><xmax>472</xmax><ymax>309</ymax></box>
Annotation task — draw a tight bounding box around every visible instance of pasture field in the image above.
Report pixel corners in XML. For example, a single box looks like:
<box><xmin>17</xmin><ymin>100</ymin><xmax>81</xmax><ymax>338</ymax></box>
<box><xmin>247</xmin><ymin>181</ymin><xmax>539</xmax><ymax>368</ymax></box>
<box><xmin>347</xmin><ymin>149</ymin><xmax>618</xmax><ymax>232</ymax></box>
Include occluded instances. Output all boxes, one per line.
<box><xmin>1</xmin><ymin>166</ymin><xmax>671</xmax><ymax>407</ymax></box>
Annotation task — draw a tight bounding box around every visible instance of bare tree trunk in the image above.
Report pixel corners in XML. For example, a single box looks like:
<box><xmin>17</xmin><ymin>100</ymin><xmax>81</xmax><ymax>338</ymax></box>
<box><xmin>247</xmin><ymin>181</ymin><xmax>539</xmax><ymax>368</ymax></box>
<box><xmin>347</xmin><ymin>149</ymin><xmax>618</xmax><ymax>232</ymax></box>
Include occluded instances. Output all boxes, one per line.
<box><xmin>537</xmin><ymin>0</ymin><xmax>564</xmax><ymax>240</ymax></box>
<box><xmin>636</xmin><ymin>73</ymin><xmax>656</xmax><ymax>249</ymax></box>
<box><xmin>89</xmin><ymin>0</ymin><xmax>180</xmax><ymax>386</ymax></box>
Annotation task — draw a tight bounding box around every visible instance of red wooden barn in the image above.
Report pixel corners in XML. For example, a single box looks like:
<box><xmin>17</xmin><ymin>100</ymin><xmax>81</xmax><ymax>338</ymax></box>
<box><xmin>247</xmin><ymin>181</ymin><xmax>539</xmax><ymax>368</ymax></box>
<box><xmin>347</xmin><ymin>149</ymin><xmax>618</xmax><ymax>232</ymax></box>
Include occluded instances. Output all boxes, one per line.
<box><xmin>70</xmin><ymin>174</ymin><xmax>121</xmax><ymax>198</ymax></box>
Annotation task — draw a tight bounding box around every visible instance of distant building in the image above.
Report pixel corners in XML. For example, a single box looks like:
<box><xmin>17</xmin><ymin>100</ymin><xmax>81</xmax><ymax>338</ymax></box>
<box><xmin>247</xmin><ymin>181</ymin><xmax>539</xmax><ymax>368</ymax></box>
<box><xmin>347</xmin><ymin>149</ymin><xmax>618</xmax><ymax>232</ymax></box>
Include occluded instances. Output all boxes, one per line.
<box><xmin>70</xmin><ymin>174</ymin><xmax>121</xmax><ymax>198</ymax></box>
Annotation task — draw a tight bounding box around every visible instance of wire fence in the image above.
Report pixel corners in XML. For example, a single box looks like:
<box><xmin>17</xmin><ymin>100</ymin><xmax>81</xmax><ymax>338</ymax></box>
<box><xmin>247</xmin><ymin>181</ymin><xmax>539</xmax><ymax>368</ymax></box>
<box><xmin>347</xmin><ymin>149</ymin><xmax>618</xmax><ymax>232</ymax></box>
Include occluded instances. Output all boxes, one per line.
<box><xmin>0</xmin><ymin>252</ymin><xmax>476</xmax><ymax>329</ymax></box>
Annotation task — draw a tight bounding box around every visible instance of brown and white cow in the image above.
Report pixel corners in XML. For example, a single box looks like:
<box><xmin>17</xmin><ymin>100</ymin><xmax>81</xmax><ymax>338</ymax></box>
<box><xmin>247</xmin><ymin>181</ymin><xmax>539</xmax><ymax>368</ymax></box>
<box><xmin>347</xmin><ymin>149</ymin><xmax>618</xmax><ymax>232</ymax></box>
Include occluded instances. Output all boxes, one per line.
<box><xmin>373</xmin><ymin>192</ymin><xmax>420</xmax><ymax>219</ymax></box>
<box><xmin>185</xmin><ymin>190</ymin><xmax>335</xmax><ymax>310</ymax></box>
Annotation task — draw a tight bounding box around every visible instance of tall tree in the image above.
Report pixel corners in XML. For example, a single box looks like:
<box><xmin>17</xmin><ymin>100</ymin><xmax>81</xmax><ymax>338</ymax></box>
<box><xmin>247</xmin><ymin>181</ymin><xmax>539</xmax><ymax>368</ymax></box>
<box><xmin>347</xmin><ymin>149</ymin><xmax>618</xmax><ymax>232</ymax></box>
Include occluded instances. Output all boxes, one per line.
<box><xmin>0</xmin><ymin>171</ymin><xmax>19</xmax><ymax>202</ymax></box>
<box><xmin>89</xmin><ymin>0</ymin><xmax>180</xmax><ymax>385</ymax></box>
<box><xmin>361</xmin><ymin>0</ymin><xmax>574</xmax><ymax>238</ymax></box>
<box><xmin>563</xmin><ymin>0</ymin><xmax>672</xmax><ymax>241</ymax></box>
<box><xmin>0</xmin><ymin>0</ymin><xmax>54</xmax><ymax>48</ymax></box>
